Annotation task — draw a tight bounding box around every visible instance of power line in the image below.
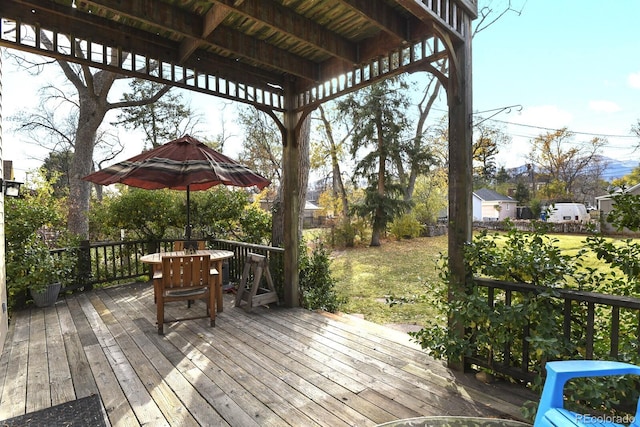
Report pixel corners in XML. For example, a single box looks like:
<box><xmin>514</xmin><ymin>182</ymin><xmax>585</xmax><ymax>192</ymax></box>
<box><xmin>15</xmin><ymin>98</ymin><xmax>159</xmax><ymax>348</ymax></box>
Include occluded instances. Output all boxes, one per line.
<box><xmin>488</xmin><ymin>118</ymin><xmax>638</xmax><ymax>139</ymax></box>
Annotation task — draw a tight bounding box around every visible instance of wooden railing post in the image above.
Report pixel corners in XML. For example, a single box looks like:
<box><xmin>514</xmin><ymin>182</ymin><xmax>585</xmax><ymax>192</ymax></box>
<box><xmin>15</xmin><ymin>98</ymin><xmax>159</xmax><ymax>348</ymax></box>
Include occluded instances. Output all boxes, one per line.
<box><xmin>78</xmin><ymin>239</ymin><xmax>93</xmax><ymax>291</ymax></box>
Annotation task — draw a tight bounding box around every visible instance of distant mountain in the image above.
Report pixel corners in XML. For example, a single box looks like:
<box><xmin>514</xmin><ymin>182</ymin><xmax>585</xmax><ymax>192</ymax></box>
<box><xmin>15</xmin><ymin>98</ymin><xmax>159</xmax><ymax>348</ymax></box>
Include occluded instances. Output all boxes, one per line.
<box><xmin>600</xmin><ymin>157</ymin><xmax>639</xmax><ymax>181</ymax></box>
<box><xmin>506</xmin><ymin>157</ymin><xmax>639</xmax><ymax>182</ymax></box>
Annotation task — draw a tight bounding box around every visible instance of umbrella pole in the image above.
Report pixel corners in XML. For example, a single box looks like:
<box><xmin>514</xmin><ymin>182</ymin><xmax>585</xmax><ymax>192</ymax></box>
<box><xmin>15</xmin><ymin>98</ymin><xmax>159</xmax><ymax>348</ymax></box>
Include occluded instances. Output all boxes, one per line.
<box><xmin>186</xmin><ymin>185</ymin><xmax>192</xmax><ymax>240</ymax></box>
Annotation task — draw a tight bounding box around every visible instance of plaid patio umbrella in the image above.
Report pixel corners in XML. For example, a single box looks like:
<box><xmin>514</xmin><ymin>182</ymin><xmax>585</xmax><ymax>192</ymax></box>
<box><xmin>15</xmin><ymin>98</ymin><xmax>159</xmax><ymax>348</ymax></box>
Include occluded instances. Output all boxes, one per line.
<box><xmin>83</xmin><ymin>134</ymin><xmax>270</xmax><ymax>239</ymax></box>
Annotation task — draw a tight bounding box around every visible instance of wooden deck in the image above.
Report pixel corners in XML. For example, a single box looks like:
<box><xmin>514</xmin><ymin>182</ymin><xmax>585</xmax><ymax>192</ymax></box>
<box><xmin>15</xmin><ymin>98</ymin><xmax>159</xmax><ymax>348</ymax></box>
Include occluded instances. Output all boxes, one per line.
<box><xmin>0</xmin><ymin>282</ymin><xmax>536</xmax><ymax>426</ymax></box>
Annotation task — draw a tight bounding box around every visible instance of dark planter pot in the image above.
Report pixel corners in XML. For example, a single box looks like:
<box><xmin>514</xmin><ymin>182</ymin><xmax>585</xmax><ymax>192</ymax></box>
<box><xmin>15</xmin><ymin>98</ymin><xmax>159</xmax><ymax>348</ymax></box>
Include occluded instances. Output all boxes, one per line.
<box><xmin>30</xmin><ymin>282</ymin><xmax>62</xmax><ymax>308</ymax></box>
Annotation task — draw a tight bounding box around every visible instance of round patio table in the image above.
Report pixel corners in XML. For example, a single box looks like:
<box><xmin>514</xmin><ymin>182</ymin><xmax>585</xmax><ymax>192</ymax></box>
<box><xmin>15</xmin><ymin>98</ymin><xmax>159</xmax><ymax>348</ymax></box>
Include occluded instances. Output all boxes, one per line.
<box><xmin>376</xmin><ymin>417</ymin><xmax>531</xmax><ymax>427</ymax></box>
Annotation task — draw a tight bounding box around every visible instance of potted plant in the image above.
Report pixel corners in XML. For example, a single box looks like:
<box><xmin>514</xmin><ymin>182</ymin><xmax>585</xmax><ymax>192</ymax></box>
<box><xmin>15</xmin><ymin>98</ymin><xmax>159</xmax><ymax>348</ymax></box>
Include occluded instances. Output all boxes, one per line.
<box><xmin>8</xmin><ymin>234</ymin><xmax>76</xmax><ymax>308</ymax></box>
<box><xmin>24</xmin><ymin>237</ymin><xmax>75</xmax><ymax>307</ymax></box>
<box><xmin>5</xmin><ymin>171</ymin><xmax>76</xmax><ymax>311</ymax></box>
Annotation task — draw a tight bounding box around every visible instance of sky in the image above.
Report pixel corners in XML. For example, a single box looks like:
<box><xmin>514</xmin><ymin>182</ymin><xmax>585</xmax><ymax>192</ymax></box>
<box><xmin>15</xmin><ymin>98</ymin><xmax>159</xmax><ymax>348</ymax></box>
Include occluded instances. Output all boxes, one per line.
<box><xmin>471</xmin><ymin>0</ymin><xmax>640</xmax><ymax>170</ymax></box>
<box><xmin>1</xmin><ymin>0</ymin><xmax>640</xmax><ymax>183</ymax></box>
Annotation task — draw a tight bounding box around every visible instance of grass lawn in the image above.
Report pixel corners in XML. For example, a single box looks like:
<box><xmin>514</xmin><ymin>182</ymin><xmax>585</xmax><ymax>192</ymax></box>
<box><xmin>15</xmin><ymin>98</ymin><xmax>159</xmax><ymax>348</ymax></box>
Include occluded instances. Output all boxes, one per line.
<box><xmin>327</xmin><ymin>231</ymin><xmax>637</xmax><ymax>327</ymax></box>
<box><xmin>329</xmin><ymin>235</ymin><xmax>447</xmax><ymax>326</ymax></box>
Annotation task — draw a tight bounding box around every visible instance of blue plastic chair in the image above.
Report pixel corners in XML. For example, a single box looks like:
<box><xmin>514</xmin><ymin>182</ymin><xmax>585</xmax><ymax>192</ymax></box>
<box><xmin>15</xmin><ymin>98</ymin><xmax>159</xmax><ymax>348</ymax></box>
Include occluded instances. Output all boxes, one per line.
<box><xmin>535</xmin><ymin>360</ymin><xmax>640</xmax><ymax>426</ymax></box>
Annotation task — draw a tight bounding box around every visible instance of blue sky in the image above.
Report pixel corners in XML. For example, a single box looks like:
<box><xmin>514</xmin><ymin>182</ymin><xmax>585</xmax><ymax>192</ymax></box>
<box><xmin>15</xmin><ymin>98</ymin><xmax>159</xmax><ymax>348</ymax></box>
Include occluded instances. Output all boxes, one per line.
<box><xmin>2</xmin><ymin>1</ymin><xmax>640</xmax><ymax>181</ymax></box>
<box><xmin>472</xmin><ymin>0</ymin><xmax>640</xmax><ymax>168</ymax></box>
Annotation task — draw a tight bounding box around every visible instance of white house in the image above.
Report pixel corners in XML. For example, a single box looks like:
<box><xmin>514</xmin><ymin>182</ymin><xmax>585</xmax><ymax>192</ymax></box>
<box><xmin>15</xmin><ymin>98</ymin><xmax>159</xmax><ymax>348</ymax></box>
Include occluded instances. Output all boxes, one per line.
<box><xmin>472</xmin><ymin>188</ymin><xmax>517</xmax><ymax>221</ymax></box>
<box><xmin>595</xmin><ymin>183</ymin><xmax>640</xmax><ymax>233</ymax></box>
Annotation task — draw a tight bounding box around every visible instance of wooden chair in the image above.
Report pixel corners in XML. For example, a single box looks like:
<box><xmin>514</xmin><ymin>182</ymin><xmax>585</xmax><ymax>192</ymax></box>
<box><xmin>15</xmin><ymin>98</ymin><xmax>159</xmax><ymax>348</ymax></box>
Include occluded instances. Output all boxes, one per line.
<box><xmin>156</xmin><ymin>254</ymin><xmax>217</xmax><ymax>335</ymax></box>
<box><xmin>535</xmin><ymin>360</ymin><xmax>640</xmax><ymax>426</ymax></box>
<box><xmin>173</xmin><ymin>240</ymin><xmax>206</xmax><ymax>251</ymax></box>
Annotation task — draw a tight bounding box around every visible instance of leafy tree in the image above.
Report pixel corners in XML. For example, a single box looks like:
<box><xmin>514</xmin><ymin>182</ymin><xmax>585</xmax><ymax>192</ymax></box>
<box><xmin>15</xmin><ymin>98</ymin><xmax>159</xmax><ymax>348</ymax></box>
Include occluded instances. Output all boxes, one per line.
<box><xmin>495</xmin><ymin>166</ymin><xmax>511</xmax><ymax>185</ymax></box>
<box><xmin>239</xmin><ymin>205</ymin><xmax>272</xmax><ymax>245</ymax></box>
<box><xmin>114</xmin><ymin>79</ymin><xmax>201</xmax><ymax>149</ymax></box>
<box><xmin>190</xmin><ymin>187</ymin><xmax>271</xmax><ymax>245</ymax></box>
<box><xmin>89</xmin><ymin>186</ymin><xmax>272</xmax><ymax>245</ymax></box>
<box><xmin>513</xmin><ymin>181</ymin><xmax>530</xmax><ymax>205</ymax></box>
<box><xmin>612</xmin><ymin>164</ymin><xmax>640</xmax><ymax>189</ymax></box>
<box><xmin>42</xmin><ymin>150</ymin><xmax>73</xmax><ymax>198</ymax></box>
<box><xmin>7</xmin><ymin>28</ymin><xmax>175</xmax><ymax>239</ymax></box>
<box><xmin>338</xmin><ymin>78</ymin><xmax>412</xmax><ymax>246</ymax></box>
<box><xmin>90</xmin><ymin>188</ymin><xmax>182</xmax><ymax>242</ymax></box>
<box><xmin>472</xmin><ymin>122</ymin><xmax>510</xmax><ymax>188</ymax></box>
<box><xmin>541</xmin><ymin>179</ymin><xmax>572</xmax><ymax>202</ymax></box>
<box><xmin>189</xmin><ymin>188</ymin><xmax>248</xmax><ymax>239</ymax></box>
<box><xmin>527</xmin><ymin>127</ymin><xmax>607</xmax><ymax>202</ymax></box>
<box><xmin>411</xmin><ymin>170</ymin><xmax>448</xmax><ymax>226</ymax></box>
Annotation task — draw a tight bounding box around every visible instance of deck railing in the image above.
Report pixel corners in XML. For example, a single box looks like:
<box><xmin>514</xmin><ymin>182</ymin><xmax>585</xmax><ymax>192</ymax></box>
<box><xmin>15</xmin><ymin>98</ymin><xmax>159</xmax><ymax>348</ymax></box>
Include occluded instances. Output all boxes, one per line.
<box><xmin>51</xmin><ymin>239</ymin><xmax>640</xmax><ymax>384</ymax></box>
<box><xmin>467</xmin><ymin>278</ymin><xmax>640</xmax><ymax>382</ymax></box>
<box><xmin>57</xmin><ymin>239</ymin><xmax>285</xmax><ymax>295</ymax></box>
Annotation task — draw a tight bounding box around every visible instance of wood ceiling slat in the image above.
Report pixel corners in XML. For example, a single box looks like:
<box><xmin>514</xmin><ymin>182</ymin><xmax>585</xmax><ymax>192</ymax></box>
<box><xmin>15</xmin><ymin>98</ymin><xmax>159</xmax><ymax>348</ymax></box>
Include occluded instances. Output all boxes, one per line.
<box><xmin>205</xmin><ymin>25</ymin><xmax>318</xmax><ymax>81</ymax></box>
<box><xmin>1</xmin><ymin>0</ymin><xmax>477</xmax><ymax>111</ymax></box>
<box><xmin>337</xmin><ymin>0</ymin><xmax>409</xmax><ymax>43</ymax></box>
<box><xmin>214</xmin><ymin>0</ymin><xmax>357</xmax><ymax>65</ymax></box>
<box><xmin>78</xmin><ymin>0</ymin><xmax>319</xmax><ymax>81</ymax></box>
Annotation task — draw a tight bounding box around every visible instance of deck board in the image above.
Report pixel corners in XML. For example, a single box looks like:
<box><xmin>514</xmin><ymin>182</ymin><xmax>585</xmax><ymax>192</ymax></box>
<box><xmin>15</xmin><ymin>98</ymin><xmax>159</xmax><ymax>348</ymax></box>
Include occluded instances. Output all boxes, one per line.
<box><xmin>44</xmin><ymin>306</ymin><xmax>75</xmax><ymax>407</ymax></box>
<box><xmin>0</xmin><ymin>281</ymin><xmax>537</xmax><ymax>426</ymax></box>
<box><xmin>26</xmin><ymin>309</ymin><xmax>50</xmax><ymax>414</ymax></box>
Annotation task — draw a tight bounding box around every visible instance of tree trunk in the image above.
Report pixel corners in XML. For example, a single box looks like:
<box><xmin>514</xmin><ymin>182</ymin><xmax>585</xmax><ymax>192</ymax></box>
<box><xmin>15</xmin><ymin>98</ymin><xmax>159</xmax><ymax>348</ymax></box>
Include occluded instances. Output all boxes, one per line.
<box><xmin>68</xmin><ymin>95</ymin><xmax>109</xmax><ymax>238</ymax></box>
<box><xmin>271</xmin><ymin>186</ymin><xmax>284</xmax><ymax>247</ymax></box>
<box><xmin>370</xmin><ymin>118</ymin><xmax>386</xmax><ymax>247</ymax></box>
<box><xmin>318</xmin><ymin>105</ymin><xmax>349</xmax><ymax>219</ymax></box>
<box><xmin>272</xmin><ymin>114</ymin><xmax>311</xmax><ymax>247</ymax></box>
<box><xmin>297</xmin><ymin>116</ymin><xmax>311</xmax><ymax>234</ymax></box>
<box><xmin>406</xmin><ymin>72</ymin><xmax>444</xmax><ymax>203</ymax></box>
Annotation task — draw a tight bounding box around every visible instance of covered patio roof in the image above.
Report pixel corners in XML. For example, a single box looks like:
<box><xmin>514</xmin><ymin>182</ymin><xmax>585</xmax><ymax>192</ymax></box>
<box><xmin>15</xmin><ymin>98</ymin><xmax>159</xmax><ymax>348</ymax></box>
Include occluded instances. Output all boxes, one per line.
<box><xmin>0</xmin><ymin>0</ymin><xmax>476</xmax><ymax>313</ymax></box>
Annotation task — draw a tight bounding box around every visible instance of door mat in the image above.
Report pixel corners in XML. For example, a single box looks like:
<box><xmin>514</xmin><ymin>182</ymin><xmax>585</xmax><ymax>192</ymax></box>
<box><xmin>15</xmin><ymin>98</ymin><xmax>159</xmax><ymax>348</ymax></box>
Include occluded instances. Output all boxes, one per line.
<box><xmin>0</xmin><ymin>394</ymin><xmax>108</xmax><ymax>426</ymax></box>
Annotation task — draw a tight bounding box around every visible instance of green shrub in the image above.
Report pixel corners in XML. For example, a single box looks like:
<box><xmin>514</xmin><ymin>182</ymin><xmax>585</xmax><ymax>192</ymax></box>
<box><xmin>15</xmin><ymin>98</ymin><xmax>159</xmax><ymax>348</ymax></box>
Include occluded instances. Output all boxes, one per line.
<box><xmin>90</xmin><ymin>186</ymin><xmax>269</xmax><ymax>244</ymax></box>
<box><xmin>323</xmin><ymin>217</ymin><xmax>371</xmax><ymax>248</ymax></box>
<box><xmin>299</xmin><ymin>240</ymin><xmax>346</xmax><ymax>312</ymax></box>
<box><xmin>239</xmin><ymin>205</ymin><xmax>272</xmax><ymax>245</ymax></box>
<box><xmin>410</xmin><ymin>218</ymin><xmax>640</xmax><ymax>421</ymax></box>
<box><xmin>90</xmin><ymin>188</ymin><xmax>181</xmax><ymax>241</ymax></box>
<box><xmin>389</xmin><ymin>213</ymin><xmax>421</xmax><ymax>240</ymax></box>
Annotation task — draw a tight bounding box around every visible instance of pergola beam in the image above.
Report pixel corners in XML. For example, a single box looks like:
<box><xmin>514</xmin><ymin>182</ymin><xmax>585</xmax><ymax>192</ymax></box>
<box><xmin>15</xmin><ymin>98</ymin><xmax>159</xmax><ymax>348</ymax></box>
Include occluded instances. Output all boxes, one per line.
<box><xmin>77</xmin><ymin>0</ymin><xmax>320</xmax><ymax>82</ymax></box>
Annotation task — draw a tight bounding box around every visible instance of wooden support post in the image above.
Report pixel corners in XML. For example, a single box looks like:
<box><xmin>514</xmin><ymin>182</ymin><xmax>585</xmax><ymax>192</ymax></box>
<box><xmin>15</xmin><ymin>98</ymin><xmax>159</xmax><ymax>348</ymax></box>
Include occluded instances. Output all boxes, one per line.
<box><xmin>282</xmin><ymin>77</ymin><xmax>301</xmax><ymax>307</ymax></box>
<box><xmin>447</xmin><ymin>17</ymin><xmax>473</xmax><ymax>371</ymax></box>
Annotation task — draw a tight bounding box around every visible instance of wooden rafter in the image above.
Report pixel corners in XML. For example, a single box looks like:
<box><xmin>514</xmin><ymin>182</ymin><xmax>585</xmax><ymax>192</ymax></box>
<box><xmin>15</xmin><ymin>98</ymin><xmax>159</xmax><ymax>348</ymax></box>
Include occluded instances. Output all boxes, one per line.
<box><xmin>212</xmin><ymin>0</ymin><xmax>357</xmax><ymax>65</ymax></box>
<box><xmin>0</xmin><ymin>0</ymin><xmax>465</xmax><ymax>112</ymax></box>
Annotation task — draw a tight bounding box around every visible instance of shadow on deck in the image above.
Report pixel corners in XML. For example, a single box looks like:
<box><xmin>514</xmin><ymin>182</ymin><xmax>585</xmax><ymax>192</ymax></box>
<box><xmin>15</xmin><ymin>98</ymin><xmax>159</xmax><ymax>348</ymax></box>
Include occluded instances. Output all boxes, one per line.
<box><xmin>0</xmin><ymin>282</ymin><xmax>537</xmax><ymax>426</ymax></box>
